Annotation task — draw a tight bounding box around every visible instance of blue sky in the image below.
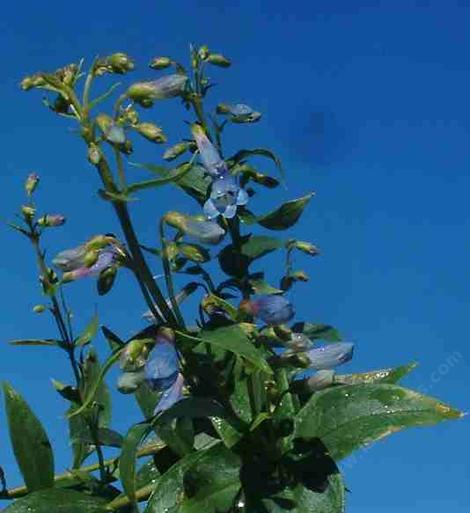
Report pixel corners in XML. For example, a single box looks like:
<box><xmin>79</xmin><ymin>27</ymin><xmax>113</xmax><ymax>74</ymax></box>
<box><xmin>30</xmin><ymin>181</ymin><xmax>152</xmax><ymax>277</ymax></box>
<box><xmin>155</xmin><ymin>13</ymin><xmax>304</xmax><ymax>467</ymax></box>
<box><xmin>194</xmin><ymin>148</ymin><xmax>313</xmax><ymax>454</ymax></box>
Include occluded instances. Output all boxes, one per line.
<box><xmin>0</xmin><ymin>0</ymin><xmax>469</xmax><ymax>511</ymax></box>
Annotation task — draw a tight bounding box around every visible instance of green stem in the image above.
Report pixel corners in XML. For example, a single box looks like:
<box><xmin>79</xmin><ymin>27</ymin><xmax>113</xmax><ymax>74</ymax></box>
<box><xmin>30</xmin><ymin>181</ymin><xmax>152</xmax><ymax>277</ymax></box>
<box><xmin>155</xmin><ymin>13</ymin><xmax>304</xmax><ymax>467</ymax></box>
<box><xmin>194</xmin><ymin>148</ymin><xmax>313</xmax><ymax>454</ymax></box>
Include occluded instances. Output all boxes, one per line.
<box><xmin>159</xmin><ymin>219</ymin><xmax>185</xmax><ymax>328</ymax></box>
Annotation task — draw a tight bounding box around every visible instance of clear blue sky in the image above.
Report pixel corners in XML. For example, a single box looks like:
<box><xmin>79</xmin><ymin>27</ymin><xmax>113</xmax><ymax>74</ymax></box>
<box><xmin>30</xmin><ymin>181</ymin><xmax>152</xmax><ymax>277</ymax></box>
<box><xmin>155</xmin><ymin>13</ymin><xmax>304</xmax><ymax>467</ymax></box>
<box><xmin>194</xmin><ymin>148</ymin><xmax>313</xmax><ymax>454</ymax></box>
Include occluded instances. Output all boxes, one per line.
<box><xmin>0</xmin><ymin>1</ymin><xmax>469</xmax><ymax>511</ymax></box>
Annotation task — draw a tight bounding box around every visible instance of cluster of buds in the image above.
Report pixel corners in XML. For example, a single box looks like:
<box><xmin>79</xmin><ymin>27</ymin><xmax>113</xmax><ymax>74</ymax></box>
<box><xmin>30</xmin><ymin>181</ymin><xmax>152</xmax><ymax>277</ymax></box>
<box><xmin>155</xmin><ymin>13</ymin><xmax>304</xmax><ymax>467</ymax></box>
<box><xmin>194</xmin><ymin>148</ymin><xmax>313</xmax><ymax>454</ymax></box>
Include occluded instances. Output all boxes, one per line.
<box><xmin>94</xmin><ymin>53</ymin><xmax>135</xmax><ymax>75</ymax></box>
<box><xmin>21</xmin><ymin>63</ymin><xmax>80</xmax><ymax>91</ymax></box>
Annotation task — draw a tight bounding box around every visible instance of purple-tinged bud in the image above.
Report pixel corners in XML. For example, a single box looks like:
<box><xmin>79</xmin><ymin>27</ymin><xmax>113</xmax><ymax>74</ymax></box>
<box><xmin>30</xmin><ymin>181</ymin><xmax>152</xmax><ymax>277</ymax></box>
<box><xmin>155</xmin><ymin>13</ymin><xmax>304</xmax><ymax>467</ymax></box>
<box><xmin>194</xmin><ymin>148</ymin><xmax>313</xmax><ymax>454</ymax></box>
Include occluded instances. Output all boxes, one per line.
<box><xmin>38</xmin><ymin>214</ymin><xmax>66</xmax><ymax>227</ymax></box>
<box><xmin>190</xmin><ymin>123</ymin><xmax>228</xmax><ymax>177</ymax></box>
<box><xmin>107</xmin><ymin>53</ymin><xmax>135</xmax><ymax>74</ymax></box>
<box><xmin>25</xmin><ymin>173</ymin><xmax>39</xmax><ymax>196</ymax></box>
<box><xmin>207</xmin><ymin>54</ymin><xmax>231</xmax><ymax>68</ymax></box>
<box><xmin>127</xmin><ymin>74</ymin><xmax>188</xmax><ymax>107</ymax></box>
<box><xmin>134</xmin><ymin>122</ymin><xmax>166</xmax><ymax>143</ymax></box>
<box><xmin>163</xmin><ymin>142</ymin><xmax>189</xmax><ymax>161</ymax></box>
<box><xmin>164</xmin><ymin>211</ymin><xmax>225</xmax><ymax>245</ymax></box>
<box><xmin>32</xmin><ymin>304</ymin><xmax>46</xmax><ymax>314</ymax></box>
<box><xmin>117</xmin><ymin>370</ymin><xmax>145</xmax><ymax>394</ymax></box>
<box><xmin>304</xmin><ymin>342</ymin><xmax>354</xmax><ymax>371</ymax></box>
<box><xmin>154</xmin><ymin>372</ymin><xmax>185</xmax><ymax>414</ymax></box>
<box><xmin>244</xmin><ymin>295</ymin><xmax>295</xmax><ymax>326</ymax></box>
<box><xmin>144</xmin><ymin>340</ymin><xmax>179</xmax><ymax>391</ymax></box>
<box><xmin>96</xmin><ymin>114</ymin><xmax>126</xmax><ymax>144</ymax></box>
<box><xmin>120</xmin><ymin>339</ymin><xmax>150</xmax><ymax>371</ymax></box>
<box><xmin>21</xmin><ymin>205</ymin><xmax>35</xmax><ymax>219</ymax></box>
<box><xmin>149</xmin><ymin>57</ymin><xmax>172</xmax><ymax>70</ymax></box>
<box><xmin>216</xmin><ymin>103</ymin><xmax>261</xmax><ymax>123</ymax></box>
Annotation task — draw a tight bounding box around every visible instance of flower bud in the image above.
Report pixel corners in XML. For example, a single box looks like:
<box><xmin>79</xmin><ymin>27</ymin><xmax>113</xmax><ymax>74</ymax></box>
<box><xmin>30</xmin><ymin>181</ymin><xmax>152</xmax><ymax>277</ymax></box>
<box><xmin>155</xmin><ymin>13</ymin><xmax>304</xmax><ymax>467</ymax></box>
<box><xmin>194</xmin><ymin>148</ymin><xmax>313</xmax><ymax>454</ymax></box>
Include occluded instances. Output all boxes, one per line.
<box><xmin>25</xmin><ymin>173</ymin><xmax>39</xmax><ymax>196</ymax></box>
<box><xmin>191</xmin><ymin>123</ymin><xmax>228</xmax><ymax>177</ymax></box>
<box><xmin>120</xmin><ymin>339</ymin><xmax>150</xmax><ymax>371</ymax></box>
<box><xmin>21</xmin><ymin>205</ymin><xmax>35</xmax><ymax>219</ymax></box>
<box><xmin>290</xmin><ymin>240</ymin><xmax>319</xmax><ymax>257</ymax></box>
<box><xmin>198</xmin><ymin>46</ymin><xmax>210</xmax><ymax>60</ymax></box>
<box><xmin>207</xmin><ymin>54</ymin><xmax>231</xmax><ymax>68</ymax></box>
<box><xmin>117</xmin><ymin>370</ymin><xmax>145</xmax><ymax>394</ymax></box>
<box><xmin>164</xmin><ymin>211</ymin><xmax>225</xmax><ymax>245</ymax></box>
<box><xmin>107</xmin><ymin>53</ymin><xmax>135</xmax><ymax>74</ymax></box>
<box><xmin>163</xmin><ymin>142</ymin><xmax>189</xmax><ymax>161</ymax></box>
<box><xmin>304</xmin><ymin>342</ymin><xmax>354</xmax><ymax>371</ymax></box>
<box><xmin>20</xmin><ymin>73</ymin><xmax>46</xmax><ymax>91</ymax></box>
<box><xmin>127</xmin><ymin>74</ymin><xmax>188</xmax><ymax>107</ymax></box>
<box><xmin>87</xmin><ymin>144</ymin><xmax>101</xmax><ymax>165</ymax></box>
<box><xmin>144</xmin><ymin>340</ymin><xmax>179</xmax><ymax>391</ymax></box>
<box><xmin>243</xmin><ymin>295</ymin><xmax>295</xmax><ymax>326</ymax></box>
<box><xmin>178</xmin><ymin>243</ymin><xmax>210</xmax><ymax>263</ymax></box>
<box><xmin>216</xmin><ymin>103</ymin><xmax>261</xmax><ymax>123</ymax></box>
<box><xmin>305</xmin><ymin>370</ymin><xmax>335</xmax><ymax>391</ymax></box>
<box><xmin>38</xmin><ymin>214</ymin><xmax>66</xmax><ymax>227</ymax></box>
<box><xmin>149</xmin><ymin>57</ymin><xmax>172</xmax><ymax>70</ymax></box>
<box><xmin>96</xmin><ymin>114</ymin><xmax>125</xmax><ymax>144</ymax></box>
<box><xmin>134</xmin><ymin>122</ymin><xmax>166</xmax><ymax>143</ymax></box>
<box><xmin>33</xmin><ymin>304</ymin><xmax>46</xmax><ymax>314</ymax></box>
<box><xmin>97</xmin><ymin>265</ymin><xmax>117</xmax><ymax>295</ymax></box>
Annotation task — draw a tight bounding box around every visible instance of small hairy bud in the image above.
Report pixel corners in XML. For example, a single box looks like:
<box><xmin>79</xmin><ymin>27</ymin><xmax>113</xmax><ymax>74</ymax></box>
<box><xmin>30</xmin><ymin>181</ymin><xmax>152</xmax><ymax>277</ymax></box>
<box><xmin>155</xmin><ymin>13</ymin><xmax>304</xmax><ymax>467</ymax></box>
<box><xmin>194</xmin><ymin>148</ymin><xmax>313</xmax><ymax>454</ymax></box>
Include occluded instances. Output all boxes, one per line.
<box><xmin>38</xmin><ymin>214</ymin><xmax>66</xmax><ymax>227</ymax></box>
<box><xmin>134</xmin><ymin>122</ymin><xmax>167</xmax><ymax>143</ymax></box>
<box><xmin>149</xmin><ymin>56</ymin><xmax>172</xmax><ymax>70</ymax></box>
<box><xmin>207</xmin><ymin>53</ymin><xmax>231</xmax><ymax>68</ymax></box>
<box><xmin>32</xmin><ymin>304</ymin><xmax>46</xmax><ymax>314</ymax></box>
<box><xmin>24</xmin><ymin>173</ymin><xmax>39</xmax><ymax>196</ymax></box>
<box><xmin>107</xmin><ymin>53</ymin><xmax>135</xmax><ymax>74</ymax></box>
<box><xmin>163</xmin><ymin>142</ymin><xmax>189</xmax><ymax>161</ymax></box>
<box><xmin>21</xmin><ymin>205</ymin><xmax>35</xmax><ymax>219</ymax></box>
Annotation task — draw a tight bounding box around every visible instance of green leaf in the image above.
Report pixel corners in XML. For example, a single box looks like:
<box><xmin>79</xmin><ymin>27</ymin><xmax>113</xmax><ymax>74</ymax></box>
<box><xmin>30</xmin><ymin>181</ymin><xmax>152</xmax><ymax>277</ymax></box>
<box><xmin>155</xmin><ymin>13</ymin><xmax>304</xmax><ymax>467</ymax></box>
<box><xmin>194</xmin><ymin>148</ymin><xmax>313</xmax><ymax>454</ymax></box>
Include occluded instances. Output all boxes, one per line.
<box><xmin>2</xmin><ymin>489</ymin><xmax>107</xmax><ymax>513</ymax></box>
<box><xmin>294</xmin><ymin>383</ymin><xmax>463</xmax><ymax>461</ymax></box>
<box><xmin>292</xmin><ymin>322</ymin><xmax>342</xmax><ymax>342</ymax></box>
<box><xmin>178</xmin><ymin>325</ymin><xmax>272</xmax><ymax>374</ymax></box>
<box><xmin>144</xmin><ymin>443</ymin><xmax>241</xmax><ymax>513</ymax></box>
<box><xmin>157</xmin><ymin>398</ymin><xmax>225</xmax><ymax>423</ymax></box>
<box><xmin>81</xmin><ymin>350</ymin><xmax>112</xmax><ymax>428</ymax></box>
<box><xmin>3</xmin><ymin>382</ymin><xmax>54</xmax><ymax>491</ymax></box>
<box><xmin>133</xmin><ymin>162</ymin><xmax>210</xmax><ymax>203</ymax></box>
<box><xmin>120</xmin><ymin>422</ymin><xmax>151</xmax><ymax>505</ymax></box>
<box><xmin>68</xmin><ymin>403</ymin><xmax>92</xmax><ymax>469</ymax></box>
<box><xmin>135</xmin><ymin>382</ymin><xmax>161</xmax><ymax>420</ymax></box>
<box><xmin>9</xmin><ymin>339</ymin><xmax>58</xmax><ymax>347</ymax></box>
<box><xmin>249</xmin><ymin>278</ymin><xmax>284</xmax><ymax>295</ymax></box>
<box><xmin>75</xmin><ymin>313</ymin><xmax>99</xmax><ymax>347</ymax></box>
<box><xmin>127</xmin><ymin>163</ymin><xmax>193</xmax><ymax>193</ymax></box>
<box><xmin>101</xmin><ymin>326</ymin><xmax>125</xmax><ymax>351</ymax></box>
<box><xmin>260</xmin><ymin>476</ymin><xmax>345</xmax><ymax>513</ymax></box>
<box><xmin>229</xmin><ymin>148</ymin><xmax>284</xmax><ymax>179</ymax></box>
<box><xmin>336</xmin><ymin>362</ymin><xmax>418</xmax><ymax>385</ymax></box>
<box><xmin>255</xmin><ymin>193</ymin><xmax>314</xmax><ymax>231</ymax></box>
<box><xmin>69</xmin><ymin>349</ymin><xmax>122</xmax><ymax>419</ymax></box>
<box><xmin>241</xmin><ymin>235</ymin><xmax>284</xmax><ymax>260</ymax></box>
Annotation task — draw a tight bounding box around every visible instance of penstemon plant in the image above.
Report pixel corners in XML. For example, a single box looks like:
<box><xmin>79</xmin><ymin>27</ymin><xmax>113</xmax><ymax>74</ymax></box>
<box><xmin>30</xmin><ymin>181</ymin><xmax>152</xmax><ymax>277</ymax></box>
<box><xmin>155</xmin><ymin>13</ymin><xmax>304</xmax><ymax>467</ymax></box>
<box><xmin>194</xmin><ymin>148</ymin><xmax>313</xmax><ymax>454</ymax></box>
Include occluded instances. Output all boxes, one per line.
<box><xmin>0</xmin><ymin>45</ymin><xmax>463</xmax><ymax>513</ymax></box>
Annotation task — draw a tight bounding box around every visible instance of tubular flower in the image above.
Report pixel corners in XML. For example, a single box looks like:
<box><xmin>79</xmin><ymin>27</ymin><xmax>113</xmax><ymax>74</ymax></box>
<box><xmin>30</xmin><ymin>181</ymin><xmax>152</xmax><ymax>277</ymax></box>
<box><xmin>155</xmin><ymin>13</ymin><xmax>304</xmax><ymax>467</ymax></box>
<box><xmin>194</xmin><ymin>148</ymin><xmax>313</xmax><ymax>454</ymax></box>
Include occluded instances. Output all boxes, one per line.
<box><xmin>164</xmin><ymin>211</ymin><xmax>226</xmax><ymax>245</ymax></box>
<box><xmin>144</xmin><ymin>337</ymin><xmax>179</xmax><ymax>391</ymax></box>
<box><xmin>241</xmin><ymin>295</ymin><xmax>295</xmax><ymax>326</ymax></box>
<box><xmin>304</xmin><ymin>342</ymin><xmax>354</xmax><ymax>370</ymax></box>
<box><xmin>127</xmin><ymin>74</ymin><xmax>188</xmax><ymax>106</ymax></box>
<box><xmin>191</xmin><ymin>123</ymin><xmax>228</xmax><ymax>177</ymax></box>
<box><xmin>203</xmin><ymin>174</ymin><xmax>249</xmax><ymax>220</ymax></box>
<box><xmin>216</xmin><ymin>103</ymin><xmax>262</xmax><ymax>123</ymax></box>
<box><xmin>154</xmin><ymin>372</ymin><xmax>185</xmax><ymax>414</ymax></box>
<box><xmin>53</xmin><ymin>235</ymin><xmax>125</xmax><ymax>282</ymax></box>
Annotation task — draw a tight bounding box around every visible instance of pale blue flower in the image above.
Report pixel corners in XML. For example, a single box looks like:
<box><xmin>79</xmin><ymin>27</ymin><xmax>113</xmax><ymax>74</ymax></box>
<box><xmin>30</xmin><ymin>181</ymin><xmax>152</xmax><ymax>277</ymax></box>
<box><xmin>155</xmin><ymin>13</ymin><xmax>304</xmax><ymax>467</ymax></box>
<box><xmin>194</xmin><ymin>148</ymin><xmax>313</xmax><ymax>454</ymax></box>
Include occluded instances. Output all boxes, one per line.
<box><xmin>154</xmin><ymin>372</ymin><xmax>185</xmax><ymax>414</ymax></box>
<box><xmin>243</xmin><ymin>295</ymin><xmax>295</xmax><ymax>326</ymax></box>
<box><xmin>305</xmin><ymin>342</ymin><xmax>354</xmax><ymax>370</ymax></box>
<box><xmin>191</xmin><ymin>123</ymin><xmax>228</xmax><ymax>177</ymax></box>
<box><xmin>203</xmin><ymin>174</ymin><xmax>249</xmax><ymax>219</ymax></box>
<box><xmin>144</xmin><ymin>340</ymin><xmax>179</xmax><ymax>391</ymax></box>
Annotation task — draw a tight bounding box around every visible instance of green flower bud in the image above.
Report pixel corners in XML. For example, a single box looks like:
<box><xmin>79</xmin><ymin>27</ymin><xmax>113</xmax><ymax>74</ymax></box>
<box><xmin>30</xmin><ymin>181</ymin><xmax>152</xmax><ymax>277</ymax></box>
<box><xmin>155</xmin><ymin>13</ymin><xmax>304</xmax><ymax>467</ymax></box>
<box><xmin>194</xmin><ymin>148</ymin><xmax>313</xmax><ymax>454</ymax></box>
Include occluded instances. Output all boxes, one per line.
<box><xmin>87</xmin><ymin>144</ymin><xmax>101</xmax><ymax>165</ymax></box>
<box><xmin>178</xmin><ymin>243</ymin><xmax>210</xmax><ymax>263</ymax></box>
<box><xmin>96</xmin><ymin>114</ymin><xmax>126</xmax><ymax>144</ymax></box>
<box><xmin>120</xmin><ymin>339</ymin><xmax>150</xmax><ymax>371</ymax></box>
<box><xmin>149</xmin><ymin>57</ymin><xmax>172</xmax><ymax>70</ymax></box>
<box><xmin>163</xmin><ymin>142</ymin><xmax>189</xmax><ymax>161</ymax></box>
<box><xmin>21</xmin><ymin>205</ymin><xmax>35</xmax><ymax>219</ymax></box>
<box><xmin>25</xmin><ymin>173</ymin><xmax>40</xmax><ymax>196</ymax></box>
<box><xmin>107</xmin><ymin>53</ymin><xmax>135</xmax><ymax>74</ymax></box>
<box><xmin>207</xmin><ymin>54</ymin><xmax>231</xmax><ymax>68</ymax></box>
<box><xmin>83</xmin><ymin>250</ymin><xmax>99</xmax><ymax>267</ymax></box>
<box><xmin>198</xmin><ymin>46</ymin><xmax>210</xmax><ymax>60</ymax></box>
<box><xmin>97</xmin><ymin>265</ymin><xmax>117</xmax><ymax>296</ymax></box>
<box><xmin>20</xmin><ymin>74</ymin><xmax>46</xmax><ymax>91</ymax></box>
<box><xmin>134</xmin><ymin>122</ymin><xmax>166</xmax><ymax>143</ymax></box>
<box><xmin>290</xmin><ymin>240</ymin><xmax>319</xmax><ymax>256</ymax></box>
<box><xmin>117</xmin><ymin>370</ymin><xmax>145</xmax><ymax>394</ymax></box>
<box><xmin>33</xmin><ymin>304</ymin><xmax>46</xmax><ymax>314</ymax></box>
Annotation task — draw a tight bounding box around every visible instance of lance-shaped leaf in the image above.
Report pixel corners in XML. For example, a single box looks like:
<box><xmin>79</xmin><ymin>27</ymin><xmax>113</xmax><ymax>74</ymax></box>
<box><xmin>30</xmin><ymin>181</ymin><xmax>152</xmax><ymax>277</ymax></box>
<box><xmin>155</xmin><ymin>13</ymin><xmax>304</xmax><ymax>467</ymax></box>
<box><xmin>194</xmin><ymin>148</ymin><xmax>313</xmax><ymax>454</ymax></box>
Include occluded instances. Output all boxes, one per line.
<box><xmin>294</xmin><ymin>383</ymin><xmax>463</xmax><ymax>461</ymax></box>
<box><xmin>3</xmin><ymin>382</ymin><xmax>54</xmax><ymax>491</ymax></box>
<box><xmin>120</xmin><ymin>422</ymin><xmax>151</xmax><ymax>505</ymax></box>
<box><xmin>144</xmin><ymin>443</ymin><xmax>241</xmax><ymax>513</ymax></box>
<box><xmin>9</xmin><ymin>339</ymin><xmax>59</xmax><ymax>347</ymax></box>
<box><xmin>256</xmin><ymin>193</ymin><xmax>314</xmax><ymax>230</ymax></box>
<box><xmin>336</xmin><ymin>362</ymin><xmax>418</xmax><ymax>385</ymax></box>
<box><xmin>292</xmin><ymin>322</ymin><xmax>342</xmax><ymax>342</ymax></box>
<box><xmin>177</xmin><ymin>325</ymin><xmax>272</xmax><ymax>374</ymax></box>
<box><xmin>127</xmin><ymin>162</ymin><xmax>193</xmax><ymax>194</ymax></box>
<box><xmin>228</xmin><ymin>148</ymin><xmax>284</xmax><ymax>179</ymax></box>
<box><xmin>2</xmin><ymin>488</ymin><xmax>107</xmax><ymax>513</ymax></box>
<box><xmin>133</xmin><ymin>162</ymin><xmax>210</xmax><ymax>203</ymax></box>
